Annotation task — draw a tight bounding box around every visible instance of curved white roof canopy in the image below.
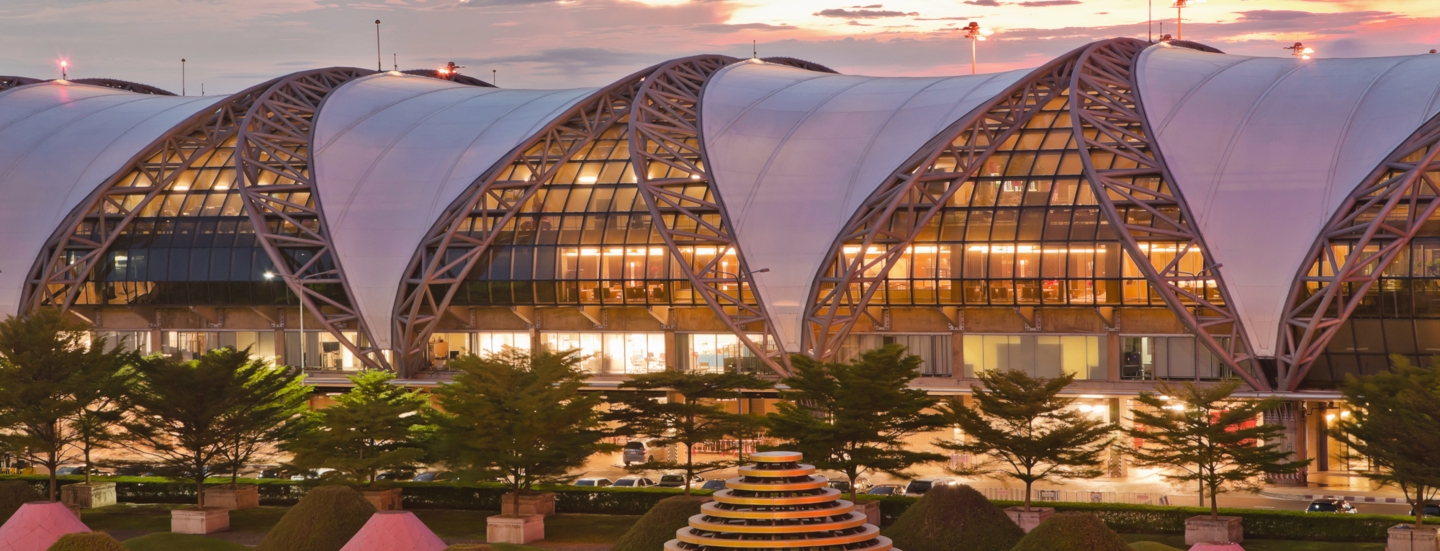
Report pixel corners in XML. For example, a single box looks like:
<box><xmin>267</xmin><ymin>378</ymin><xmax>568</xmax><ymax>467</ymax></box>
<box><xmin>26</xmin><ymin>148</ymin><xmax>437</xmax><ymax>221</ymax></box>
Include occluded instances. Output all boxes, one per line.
<box><xmin>1137</xmin><ymin>46</ymin><xmax>1440</xmax><ymax>357</ymax></box>
<box><xmin>702</xmin><ymin>62</ymin><xmax>1031</xmax><ymax>352</ymax></box>
<box><xmin>312</xmin><ymin>73</ymin><xmax>594</xmax><ymax>348</ymax></box>
<box><xmin>0</xmin><ymin>82</ymin><xmax>223</xmax><ymax>316</ymax></box>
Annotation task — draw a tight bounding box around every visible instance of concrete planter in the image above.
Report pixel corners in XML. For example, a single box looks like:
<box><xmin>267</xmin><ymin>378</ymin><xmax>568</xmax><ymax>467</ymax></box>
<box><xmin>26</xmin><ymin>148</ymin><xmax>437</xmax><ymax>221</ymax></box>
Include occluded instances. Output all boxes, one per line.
<box><xmin>501</xmin><ymin>492</ymin><xmax>555</xmax><ymax>517</ymax></box>
<box><xmin>1185</xmin><ymin>515</ymin><xmax>1243</xmax><ymax>545</ymax></box>
<box><xmin>203</xmin><ymin>485</ymin><xmax>259</xmax><ymax>510</ymax></box>
<box><xmin>362</xmin><ymin>488</ymin><xmax>403</xmax><ymax>511</ymax></box>
<box><xmin>853</xmin><ymin>500</ymin><xmax>881</xmax><ymax>527</ymax></box>
<box><xmin>486</xmin><ymin>514</ymin><xmax>543</xmax><ymax>544</ymax></box>
<box><xmin>1388</xmin><ymin>524</ymin><xmax>1440</xmax><ymax>551</ymax></box>
<box><xmin>1005</xmin><ymin>506</ymin><xmax>1054</xmax><ymax>533</ymax></box>
<box><xmin>60</xmin><ymin>482</ymin><xmax>116</xmax><ymax>509</ymax></box>
<box><xmin>171</xmin><ymin>507</ymin><xmax>230</xmax><ymax>534</ymax></box>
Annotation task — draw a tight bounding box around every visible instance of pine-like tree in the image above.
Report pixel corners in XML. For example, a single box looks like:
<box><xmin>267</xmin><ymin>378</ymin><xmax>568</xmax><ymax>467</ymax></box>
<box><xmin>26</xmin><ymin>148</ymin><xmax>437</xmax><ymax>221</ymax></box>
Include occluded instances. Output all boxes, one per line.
<box><xmin>766</xmin><ymin>344</ymin><xmax>947</xmax><ymax>502</ymax></box>
<box><xmin>1331</xmin><ymin>355</ymin><xmax>1440</xmax><ymax>529</ymax></box>
<box><xmin>284</xmin><ymin>370</ymin><xmax>429</xmax><ymax>486</ymax></box>
<box><xmin>938</xmin><ymin>369</ymin><xmax>1113</xmax><ymax>511</ymax></box>
<box><xmin>215</xmin><ymin>353</ymin><xmax>310</xmax><ymax>486</ymax></box>
<box><xmin>429</xmin><ymin>349</ymin><xmax>611</xmax><ymax>514</ymax></box>
<box><xmin>1127</xmin><ymin>380</ymin><xmax>1308</xmax><ymax>519</ymax></box>
<box><xmin>606</xmin><ymin>371</ymin><xmax>772</xmax><ymax>495</ymax></box>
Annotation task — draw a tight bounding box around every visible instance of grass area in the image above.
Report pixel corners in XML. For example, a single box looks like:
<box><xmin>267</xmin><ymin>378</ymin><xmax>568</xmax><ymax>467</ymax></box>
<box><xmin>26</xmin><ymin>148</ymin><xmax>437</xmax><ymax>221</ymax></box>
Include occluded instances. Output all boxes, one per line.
<box><xmin>1122</xmin><ymin>534</ymin><xmax>1386</xmax><ymax>550</ymax></box>
<box><xmin>121</xmin><ymin>533</ymin><xmax>248</xmax><ymax>551</ymax></box>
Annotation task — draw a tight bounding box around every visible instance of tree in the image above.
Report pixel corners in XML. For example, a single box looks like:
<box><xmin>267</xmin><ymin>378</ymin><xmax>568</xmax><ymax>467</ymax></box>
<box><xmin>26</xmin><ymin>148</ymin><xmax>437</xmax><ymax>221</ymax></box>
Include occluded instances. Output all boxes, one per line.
<box><xmin>430</xmin><ymin>349</ymin><xmax>612</xmax><ymax>515</ymax></box>
<box><xmin>766</xmin><ymin>344</ymin><xmax>947</xmax><ymax>502</ymax></box>
<box><xmin>1331</xmin><ymin>355</ymin><xmax>1440</xmax><ymax>529</ymax></box>
<box><xmin>125</xmin><ymin>347</ymin><xmax>294</xmax><ymax>506</ymax></box>
<box><xmin>284</xmin><ymin>370</ymin><xmax>429</xmax><ymax>486</ymax></box>
<box><xmin>937</xmin><ymin>369</ymin><xmax>1113</xmax><ymax>511</ymax></box>
<box><xmin>0</xmin><ymin>310</ymin><xmax>131</xmax><ymax>500</ymax></box>
<box><xmin>606</xmin><ymin>371</ymin><xmax>772</xmax><ymax>495</ymax></box>
<box><xmin>69</xmin><ymin>357</ymin><xmax>133</xmax><ymax>486</ymax></box>
<box><xmin>1127</xmin><ymin>380</ymin><xmax>1308</xmax><ymax>519</ymax></box>
<box><xmin>215</xmin><ymin>352</ymin><xmax>310</xmax><ymax>486</ymax></box>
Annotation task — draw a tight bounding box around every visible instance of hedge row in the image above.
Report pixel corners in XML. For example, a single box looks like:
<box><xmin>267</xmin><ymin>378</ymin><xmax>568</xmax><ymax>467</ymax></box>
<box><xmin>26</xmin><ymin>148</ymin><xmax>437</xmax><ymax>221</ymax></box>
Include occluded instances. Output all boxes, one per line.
<box><xmin>5</xmin><ymin>475</ymin><xmax>1409</xmax><ymax>540</ymax></box>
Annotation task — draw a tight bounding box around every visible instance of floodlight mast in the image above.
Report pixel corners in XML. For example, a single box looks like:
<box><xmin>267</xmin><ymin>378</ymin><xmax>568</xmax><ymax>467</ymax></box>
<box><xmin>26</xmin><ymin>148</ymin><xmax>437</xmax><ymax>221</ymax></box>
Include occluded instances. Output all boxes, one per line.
<box><xmin>1172</xmin><ymin>0</ymin><xmax>1205</xmax><ymax>40</ymax></box>
<box><xmin>963</xmin><ymin>22</ymin><xmax>994</xmax><ymax>75</ymax></box>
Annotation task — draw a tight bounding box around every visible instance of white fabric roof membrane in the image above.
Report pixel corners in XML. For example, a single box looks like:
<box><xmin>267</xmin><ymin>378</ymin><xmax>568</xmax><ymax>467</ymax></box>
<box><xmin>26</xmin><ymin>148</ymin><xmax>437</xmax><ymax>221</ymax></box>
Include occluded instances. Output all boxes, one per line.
<box><xmin>1137</xmin><ymin>46</ymin><xmax>1440</xmax><ymax>357</ymax></box>
<box><xmin>702</xmin><ymin>61</ymin><xmax>1031</xmax><ymax>352</ymax></box>
<box><xmin>312</xmin><ymin>73</ymin><xmax>594</xmax><ymax>348</ymax></box>
<box><xmin>0</xmin><ymin>82</ymin><xmax>223</xmax><ymax>317</ymax></box>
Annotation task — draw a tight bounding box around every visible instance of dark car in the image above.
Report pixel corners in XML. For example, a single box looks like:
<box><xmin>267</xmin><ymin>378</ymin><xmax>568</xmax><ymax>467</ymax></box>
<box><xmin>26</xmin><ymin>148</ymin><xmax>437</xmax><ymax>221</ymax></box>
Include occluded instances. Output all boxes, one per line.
<box><xmin>1411</xmin><ymin>502</ymin><xmax>1440</xmax><ymax>517</ymax></box>
<box><xmin>412</xmin><ymin>471</ymin><xmax>454</xmax><ymax>483</ymax></box>
<box><xmin>865</xmin><ymin>484</ymin><xmax>901</xmax><ymax>496</ymax></box>
<box><xmin>113</xmin><ymin>465</ymin><xmax>157</xmax><ymax>477</ymax></box>
<box><xmin>904</xmin><ymin>478</ymin><xmax>954</xmax><ymax>496</ymax></box>
<box><xmin>1306</xmin><ymin>499</ymin><xmax>1358</xmax><ymax>514</ymax></box>
<box><xmin>701</xmin><ymin>479</ymin><xmax>728</xmax><ymax>491</ymax></box>
<box><xmin>258</xmin><ymin>468</ymin><xmax>286</xmax><ymax>479</ymax></box>
<box><xmin>375</xmin><ymin>471</ymin><xmax>414</xmax><ymax>481</ymax></box>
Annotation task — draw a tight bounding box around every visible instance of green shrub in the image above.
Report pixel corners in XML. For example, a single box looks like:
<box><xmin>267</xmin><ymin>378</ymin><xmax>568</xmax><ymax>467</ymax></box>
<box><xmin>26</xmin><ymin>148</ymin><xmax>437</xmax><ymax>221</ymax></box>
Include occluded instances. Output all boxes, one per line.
<box><xmin>610</xmin><ymin>495</ymin><xmax>707</xmax><ymax>551</ymax></box>
<box><xmin>1011</xmin><ymin>513</ymin><xmax>1131</xmax><ymax>551</ymax></box>
<box><xmin>45</xmin><ymin>533</ymin><xmax>127</xmax><ymax>551</ymax></box>
<box><xmin>882</xmin><ymin>485</ymin><xmax>1022</xmax><ymax>551</ymax></box>
<box><xmin>1128</xmin><ymin>543</ymin><xmax>1184</xmax><ymax>551</ymax></box>
<box><xmin>121</xmin><ymin>533</ymin><xmax>249</xmax><ymax>551</ymax></box>
<box><xmin>444</xmin><ymin>546</ymin><xmax>491</xmax><ymax>551</ymax></box>
<box><xmin>254</xmin><ymin>486</ymin><xmax>375</xmax><ymax>551</ymax></box>
<box><xmin>0</xmin><ymin>480</ymin><xmax>41</xmax><ymax>523</ymax></box>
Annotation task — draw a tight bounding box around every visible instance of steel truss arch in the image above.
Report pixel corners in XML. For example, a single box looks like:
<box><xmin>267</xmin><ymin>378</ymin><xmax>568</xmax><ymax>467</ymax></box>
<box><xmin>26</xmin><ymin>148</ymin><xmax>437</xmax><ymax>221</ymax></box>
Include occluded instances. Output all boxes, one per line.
<box><xmin>399</xmin><ymin>69</ymin><xmax>496</xmax><ymax>88</ymax></box>
<box><xmin>1276</xmin><ymin>113</ymin><xmax>1440</xmax><ymax>390</ymax></box>
<box><xmin>801</xmin><ymin>48</ymin><xmax>1084</xmax><ymax>361</ymax></box>
<box><xmin>20</xmin><ymin>77</ymin><xmax>282</xmax><ymax>315</ymax></box>
<box><xmin>759</xmin><ymin>58</ymin><xmax>838</xmax><ymax>75</ymax></box>
<box><xmin>629</xmin><ymin>55</ymin><xmax>789</xmax><ymax>376</ymax></box>
<box><xmin>1070</xmin><ymin>38</ymin><xmax>1268</xmax><ymax>390</ymax></box>
<box><xmin>235</xmin><ymin>68</ymin><xmax>387</xmax><ymax>370</ymax></box>
<box><xmin>69</xmin><ymin>78</ymin><xmax>176</xmax><ymax>96</ymax></box>
<box><xmin>0</xmin><ymin>76</ymin><xmax>43</xmax><ymax>92</ymax></box>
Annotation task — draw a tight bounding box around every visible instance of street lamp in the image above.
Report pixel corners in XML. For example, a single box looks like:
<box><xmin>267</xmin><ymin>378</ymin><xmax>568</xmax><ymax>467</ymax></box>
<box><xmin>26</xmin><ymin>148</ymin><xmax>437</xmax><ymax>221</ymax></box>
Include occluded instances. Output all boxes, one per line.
<box><xmin>265</xmin><ymin>271</ymin><xmax>304</xmax><ymax>369</ymax></box>
<box><xmin>1172</xmin><ymin>0</ymin><xmax>1205</xmax><ymax>40</ymax></box>
<box><xmin>1285</xmin><ymin>42</ymin><xmax>1315</xmax><ymax>60</ymax></box>
<box><xmin>962</xmin><ymin>22</ymin><xmax>994</xmax><ymax>75</ymax></box>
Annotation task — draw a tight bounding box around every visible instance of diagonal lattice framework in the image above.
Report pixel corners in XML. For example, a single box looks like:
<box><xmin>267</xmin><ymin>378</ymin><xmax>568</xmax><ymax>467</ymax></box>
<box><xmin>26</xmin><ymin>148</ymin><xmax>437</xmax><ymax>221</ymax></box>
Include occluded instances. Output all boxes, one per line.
<box><xmin>69</xmin><ymin>78</ymin><xmax>175</xmax><ymax>96</ymax></box>
<box><xmin>235</xmin><ymin>68</ymin><xmax>387</xmax><ymax>370</ymax></box>
<box><xmin>802</xmin><ymin>48</ymin><xmax>1083</xmax><ymax>361</ymax></box>
<box><xmin>0</xmin><ymin>76</ymin><xmax>43</xmax><ymax>91</ymax></box>
<box><xmin>1276</xmin><ymin>114</ymin><xmax>1440</xmax><ymax>390</ymax></box>
<box><xmin>629</xmin><ymin>56</ymin><xmax>789</xmax><ymax>376</ymax></box>
<box><xmin>392</xmin><ymin>65</ymin><xmax>652</xmax><ymax>374</ymax></box>
<box><xmin>20</xmin><ymin>78</ymin><xmax>281</xmax><ymax>315</ymax></box>
<box><xmin>1070</xmin><ymin>38</ymin><xmax>1269</xmax><ymax>391</ymax></box>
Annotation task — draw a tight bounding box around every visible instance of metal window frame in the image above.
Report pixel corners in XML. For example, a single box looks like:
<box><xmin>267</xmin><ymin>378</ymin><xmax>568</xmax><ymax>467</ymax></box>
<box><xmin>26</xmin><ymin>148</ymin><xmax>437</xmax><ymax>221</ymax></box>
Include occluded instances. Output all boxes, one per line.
<box><xmin>1276</xmin><ymin>112</ymin><xmax>1440</xmax><ymax>390</ymax></box>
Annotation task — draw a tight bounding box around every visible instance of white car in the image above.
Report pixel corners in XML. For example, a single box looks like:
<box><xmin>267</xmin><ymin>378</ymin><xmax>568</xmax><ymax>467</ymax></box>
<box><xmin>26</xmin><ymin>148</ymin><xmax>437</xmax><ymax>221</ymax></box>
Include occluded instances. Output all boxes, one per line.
<box><xmin>612</xmin><ymin>476</ymin><xmax>656</xmax><ymax>488</ymax></box>
<box><xmin>573</xmin><ymin>477</ymin><xmax>613</xmax><ymax>487</ymax></box>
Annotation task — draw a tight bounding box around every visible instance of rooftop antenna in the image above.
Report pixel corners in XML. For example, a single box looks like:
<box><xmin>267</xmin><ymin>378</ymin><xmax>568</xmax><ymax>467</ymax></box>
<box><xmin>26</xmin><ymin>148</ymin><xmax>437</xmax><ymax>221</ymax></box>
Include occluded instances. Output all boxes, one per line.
<box><xmin>181</xmin><ymin>58</ymin><xmax>186</xmax><ymax>96</ymax></box>
<box><xmin>1148</xmin><ymin>0</ymin><xmax>1153</xmax><ymax>43</ymax></box>
<box><xmin>752</xmin><ymin>40</ymin><xmax>757</xmax><ymax>59</ymax></box>
<box><xmin>492</xmin><ymin>69</ymin><xmax>497</xmax><ymax>86</ymax></box>
<box><xmin>393</xmin><ymin>53</ymin><xmax>398</xmax><ymax>71</ymax></box>
<box><xmin>60</xmin><ymin>60</ymin><xmax>67</xmax><ymax>80</ymax></box>
<box><xmin>375</xmin><ymin>20</ymin><xmax>382</xmax><ymax>72</ymax></box>
<box><xmin>201</xmin><ymin>83</ymin><xmax>205</xmax><ymax>96</ymax></box>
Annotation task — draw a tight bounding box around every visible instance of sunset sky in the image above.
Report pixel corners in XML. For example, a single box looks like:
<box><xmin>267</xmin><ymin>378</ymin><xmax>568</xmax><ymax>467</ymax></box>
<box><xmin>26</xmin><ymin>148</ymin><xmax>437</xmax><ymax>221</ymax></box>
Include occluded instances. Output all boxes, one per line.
<box><xmin>3</xmin><ymin>0</ymin><xmax>1438</xmax><ymax>93</ymax></box>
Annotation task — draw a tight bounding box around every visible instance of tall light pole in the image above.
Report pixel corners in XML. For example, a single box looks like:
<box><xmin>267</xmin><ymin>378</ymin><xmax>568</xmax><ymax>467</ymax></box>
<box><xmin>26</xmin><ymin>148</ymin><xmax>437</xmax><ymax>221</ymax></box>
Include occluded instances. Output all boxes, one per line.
<box><xmin>59</xmin><ymin>60</ymin><xmax>68</xmax><ymax>80</ymax></box>
<box><xmin>1172</xmin><ymin>0</ymin><xmax>1205</xmax><ymax>40</ymax></box>
<box><xmin>1285</xmin><ymin>42</ymin><xmax>1314</xmax><ymax>60</ymax></box>
<box><xmin>181</xmin><ymin>59</ymin><xmax>186</xmax><ymax>96</ymax></box>
<box><xmin>374</xmin><ymin>19</ymin><xmax>382</xmax><ymax>72</ymax></box>
<box><xmin>962</xmin><ymin>22</ymin><xmax>994</xmax><ymax>75</ymax></box>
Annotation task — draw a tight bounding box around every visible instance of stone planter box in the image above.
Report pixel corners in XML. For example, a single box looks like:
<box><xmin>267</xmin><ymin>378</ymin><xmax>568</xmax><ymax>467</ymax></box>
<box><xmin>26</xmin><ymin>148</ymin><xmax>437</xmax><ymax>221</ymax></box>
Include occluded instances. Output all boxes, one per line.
<box><xmin>172</xmin><ymin>507</ymin><xmax>229</xmax><ymax>534</ymax></box>
<box><xmin>487</xmin><ymin>514</ymin><xmax>543</xmax><ymax>544</ymax></box>
<box><xmin>1005</xmin><ymin>506</ymin><xmax>1054</xmax><ymax>533</ymax></box>
<box><xmin>362</xmin><ymin>488</ymin><xmax>403</xmax><ymax>511</ymax></box>
<box><xmin>1389</xmin><ymin>524</ymin><xmax>1440</xmax><ymax>551</ymax></box>
<box><xmin>1186</xmin><ymin>515</ymin><xmax>1243</xmax><ymax>545</ymax></box>
<box><xmin>501</xmin><ymin>492</ymin><xmax>555</xmax><ymax>517</ymax></box>
<box><xmin>61</xmin><ymin>482</ymin><xmax>115</xmax><ymax>509</ymax></box>
<box><xmin>203</xmin><ymin>485</ymin><xmax>259</xmax><ymax>510</ymax></box>
<box><xmin>854</xmin><ymin>500</ymin><xmax>881</xmax><ymax>527</ymax></box>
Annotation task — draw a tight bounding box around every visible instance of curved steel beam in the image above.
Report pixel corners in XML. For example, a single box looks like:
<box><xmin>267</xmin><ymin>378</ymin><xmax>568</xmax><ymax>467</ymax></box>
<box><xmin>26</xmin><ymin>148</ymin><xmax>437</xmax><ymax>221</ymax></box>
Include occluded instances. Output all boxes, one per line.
<box><xmin>20</xmin><ymin>77</ymin><xmax>282</xmax><ymax>315</ymax></box>
<box><xmin>629</xmin><ymin>55</ymin><xmax>790</xmax><ymax>376</ymax></box>
<box><xmin>1071</xmin><ymin>38</ymin><xmax>1268</xmax><ymax>390</ymax></box>
<box><xmin>0</xmin><ymin>76</ymin><xmax>43</xmax><ymax>92</ymax></box>
<box><xmin>1276</xmin><ymin>112</ymin><xmax>1440</xmax><ymax>390</ymax></box>
<box><xmin>235</xmin><ymin>68</ymin><xmax>386</xmax><ymax>370</ymax></box>
<box><xmin>759</xmin><ymin>57</ymin><xmax>838</xmax><ymax>74</ymax></box>
<box><xmin>70</xmin><ymin>78</ymin><xmax>176</xmax><ymax>96</ymax></box>
<box><xmin>399</xmin><ymin>69</ymin><xmax>496</xmax><ymax>88</ymax></box>
<box><xmin>801</xmin><ymin>46</ymin><xmax>1085</xmax><ymax>361</ymax></box>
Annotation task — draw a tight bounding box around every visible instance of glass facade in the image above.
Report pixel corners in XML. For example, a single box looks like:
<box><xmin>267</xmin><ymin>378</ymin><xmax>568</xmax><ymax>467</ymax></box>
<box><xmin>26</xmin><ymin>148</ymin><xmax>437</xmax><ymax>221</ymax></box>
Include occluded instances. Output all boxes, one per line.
<box><xmin>1310</xmin><ymin>238</ymin><xmax>1440</xmax><ymax>384</ymax></box>
<box><xmin>962</xmin><ymin>334</ymin><xmax>1106</xmax><ymax>380</ymax></box>
<box><xmin>836</xmin><ymin>334</ymin><xmax>953</xmax><ymax>376</ymax></box>
<box><xmin>539</xmin><ymin>331</ymin><xmax>666</xmax><ymax>374</ymax></box>
<box><xmin>678</xmin><ymin>333</ymin><xmax>773</xmax><ymax>374</ymax></box>
<box><xmin>1120</xmin><ymin>335</ymin><xmax>1229</xmax><ymax>381</ymax></box>
<box><xmin>425</xmin><ymin>331</ymin><xmax>532</xmax><ymax>370</ymax></box>
<box><xmin>164</xmin><ymin>331</ymin><xmax>277</xmax><ymax>363</ymax></box>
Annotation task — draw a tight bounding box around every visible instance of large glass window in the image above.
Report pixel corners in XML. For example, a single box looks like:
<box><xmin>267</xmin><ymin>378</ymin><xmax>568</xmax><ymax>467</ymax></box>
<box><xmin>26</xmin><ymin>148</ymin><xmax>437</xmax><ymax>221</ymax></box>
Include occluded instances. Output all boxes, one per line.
<box><xmin>677</xmin><ymin>333</ymin><xmax>773</xmax><ymax>374</ymax></box>
<box><xmin>961</xmin><ymin>334</ymin><xmax>1105</xmax><ymax>380</ymax></box>
<box><xmin>162</xmin><ymin>331</ymin><xmax>277</xmax><ymax>364</ymax></box>
<box><xmin>89</xmin><ymin>331</ymin><xmax>151</xmax><ymax>354</ymax></box>
<box><xmin>540</xmin><ymin>332</ymin><xmax>665</xmax><ymax>374</ymax></box>
<box><xmin>1120</xmin><ymin>335</ymin><xmax>1228</xmax><ymax>381</ymax></box>
<box><xmin>424</xmin><ymin>331</ymin><xmax>532</xmax><ymax>370</ymax></box>
<box><xmin>836</xmin><ymin>334</ymin><xmax>953</xmax><ymax>376</ymax></box>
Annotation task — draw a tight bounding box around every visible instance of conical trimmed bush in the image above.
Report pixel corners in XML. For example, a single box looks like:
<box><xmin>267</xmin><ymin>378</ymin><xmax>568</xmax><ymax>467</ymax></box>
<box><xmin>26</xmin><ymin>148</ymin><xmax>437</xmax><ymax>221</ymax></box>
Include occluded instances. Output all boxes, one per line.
<box><xmin>612</xmin><ymin>496</ymin><xmax>707</xmax><ymax>551</ymax></box>
<box><xmin>339</xmin><ymin>511</ymin><xmax>444</xmax><ymax>551</ymax></box>
<box><xmin>0</xmin><ymin>501</ymin><xmax>89</xmax><ymax>551</ymax></box>
<box><xmin>0</xmin><ymin>482</ymin><xmax>41</xmax><ymax>524</ymax></box>
<box><xmin>44</xmin><ymin>532</ymin><xmax>124</xmax><ymax>551</ymax></box>
<box><xmin>883</xmin><ymin>485</ymin><xmax>1022</xmax><ymax>551</ymax></box>
<box><xmin>255</xmin><ymin>486</ymin><xmax>376</xmax><ymax>551</ymax></box>
<box><xmin>1010</xmin><ymin>512</ymin><xmax>1131</xmax><ymax>551</ymax></box>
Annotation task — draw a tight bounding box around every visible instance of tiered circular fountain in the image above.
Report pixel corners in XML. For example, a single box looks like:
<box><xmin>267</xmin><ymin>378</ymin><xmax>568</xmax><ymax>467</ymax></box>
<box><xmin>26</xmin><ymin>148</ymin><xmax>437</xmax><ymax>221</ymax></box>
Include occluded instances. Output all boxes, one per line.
<box><xmin>666</xmin><ymin>451</ymin><xmax>896</xmax><ymax>551</ymax></box>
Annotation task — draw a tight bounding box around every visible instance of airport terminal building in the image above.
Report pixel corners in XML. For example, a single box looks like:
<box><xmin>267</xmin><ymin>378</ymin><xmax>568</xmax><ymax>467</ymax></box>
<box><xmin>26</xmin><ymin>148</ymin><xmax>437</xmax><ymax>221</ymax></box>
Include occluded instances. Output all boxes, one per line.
<box><xmin>5</xmin><ymin>36</ymin><xmax>1440</xmax><ymax>457</ymax></box>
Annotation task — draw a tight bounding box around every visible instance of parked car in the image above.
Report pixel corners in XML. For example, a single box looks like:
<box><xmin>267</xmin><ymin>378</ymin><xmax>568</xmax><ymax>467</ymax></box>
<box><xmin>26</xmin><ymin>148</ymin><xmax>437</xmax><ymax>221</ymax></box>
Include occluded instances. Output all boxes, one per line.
<box><xmin>623</xmin><ymin>440</ymin><xmax>662</xmax><ymax>465</ymax></box>
<box><xmin>55</xmin><ymin>466</ymin><xmax>90</xmax><ymax>476</ymax></box>
<box><xmin>412</xmin><ymin>471</ymin><xmax>455</xmax><ymax>483</ymax></box>
<box><xmin>375</xmin><ymin>471</ymin><xmax>414</xmax><ymax>481</ymax></box>
<box><xmin>113</xmin><ymin>465</ymin><xmax>157</xmax><ymax>477</ymax></box>
<box><xmin>573</xmin><ymin>477</ymin><xmax>613</xmax><ymax>487</ymax></box>
<box><xmin>826</xmin><ymin>477</ymin><xmax>871</xmax><ymax>493</ymax></box>
<box><xmin>258</xmin><ymin>468</ymin><xmax>286</xmax><ymax>479</ymax></box>
<box><xmin>903</xmin><ymin>478</ymin><xmax>955</xmax><ymax>497</ymax></box>
<box><xmin>1411</xmin><ymin>502</ymin><xmax>1440</xmax><ymax>517</ymax></box>
<box><xmin>613</xmin><ymin>476</ymin><xmax>656</xmax><ymax>488</ymax></box>
<box><xmin>700</xmin><ymin>479</ymin><xmax>728</xmax><ymax>491</ymax></box>
<box><xmin>1306</xmin><ymin>499</ymin><xmax>1358</xmax><ymax>514</ymax></box>
<box><xmin>657</xmin><ymin>474</ymin><xmax>704</xmax><ymax>488</ymax></box>
<box><xmin>865</xmin><ymin>484</ymin><xmax>902</xmax><ymax>496</ymax></box>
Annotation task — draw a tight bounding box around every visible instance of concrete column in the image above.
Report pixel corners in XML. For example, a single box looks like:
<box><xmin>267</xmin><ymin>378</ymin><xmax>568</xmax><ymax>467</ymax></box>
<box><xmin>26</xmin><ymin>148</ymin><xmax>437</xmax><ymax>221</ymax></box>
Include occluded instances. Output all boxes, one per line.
<box><xmin>1265</xmin><ymin>401</ymin><xmax>1308</xmax><ymax>486</ymax></box>
<box><xmin>665</xmin><ymin>329</ymin><xmax>679</xmax><ymax>371</ymax></box>
<box><xmin>274</xmin><ymin>328</ymin><xmax>287</xmax><ymax>366</ymax></box>
<box><xmin>1315</xmin><ymin>403</ymin><xmax>1330</xmax><ymax>472</ymax></box>
<box><xmin>1108</xmin><ymin>397</ymin><xmax>1126</xmax><ymax>477</ymax></box>
<box><xmin>1106</xmin><ymin>332</ymin><xmax>1121</xmax><ymax>382</ymax></box>
<box><xmin>149</xmin><ymin>328</ymin><xmax>164</xmax><ymax>356</ymax></box>
<box><xmin>951</xmin><ymin>329</ymin><xmax>964</xmax><ymax>380</ymax></box>
<box><xmin>529</xmin><ymin>325</ymin><xmax>541</xmax><ymax>356</ymax></box>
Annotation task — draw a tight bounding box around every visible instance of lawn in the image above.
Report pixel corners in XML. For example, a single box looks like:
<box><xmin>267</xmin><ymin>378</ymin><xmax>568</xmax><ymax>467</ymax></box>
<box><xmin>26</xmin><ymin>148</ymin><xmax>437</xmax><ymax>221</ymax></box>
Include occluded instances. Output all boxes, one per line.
<box><xmin>1123</xmin><ymin>534</ymin><xmax>1386</xmax><ymax>551</ymax></box>
<box><xmin>122</xmin><ymin>533</ymin><xmax>248</xmax><ymax>551</ymax></box>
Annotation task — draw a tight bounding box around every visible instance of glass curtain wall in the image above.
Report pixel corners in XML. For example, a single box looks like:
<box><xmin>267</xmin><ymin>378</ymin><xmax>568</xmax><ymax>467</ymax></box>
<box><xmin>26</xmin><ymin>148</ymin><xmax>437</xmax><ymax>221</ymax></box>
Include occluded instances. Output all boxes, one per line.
<box><xmin>1120</xmin><ymin>335</ymin><xmax>1229</xmax><ymax>381</ymax></box>
<box><xmin>539</xmin><ymin>331</ymin><xmax>665</xmax><ymax>374</ymax></box>
<box><xmin>835</xmin><ymin>334</ymin><xmax>953</xmax><ymax>376</ymax></box>
<box><xmin>678</xmin><ymin>333</ymin><xmax>774</xmax><ymax>374</ymax></box>
<box><xmin>962</xmin><ymin>334</ymin><xmax>1106</xmax><ymax>380</ymax></box>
